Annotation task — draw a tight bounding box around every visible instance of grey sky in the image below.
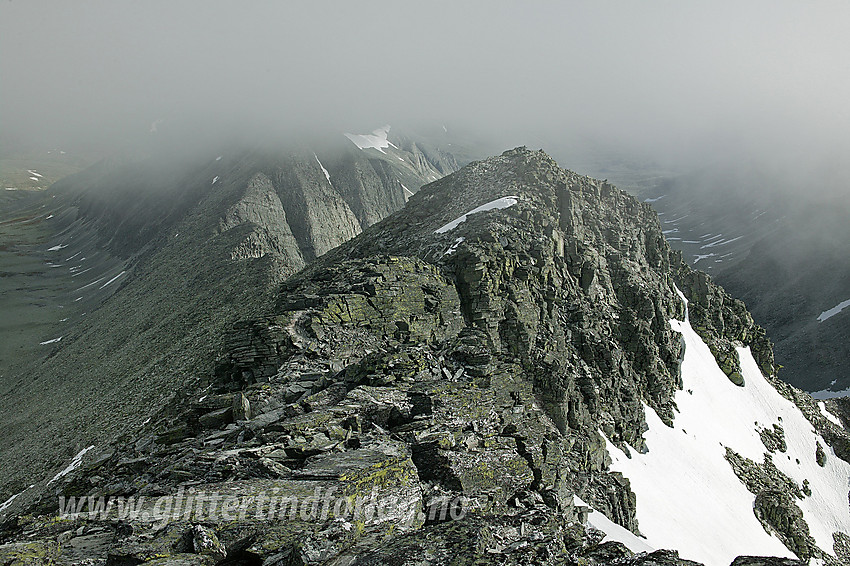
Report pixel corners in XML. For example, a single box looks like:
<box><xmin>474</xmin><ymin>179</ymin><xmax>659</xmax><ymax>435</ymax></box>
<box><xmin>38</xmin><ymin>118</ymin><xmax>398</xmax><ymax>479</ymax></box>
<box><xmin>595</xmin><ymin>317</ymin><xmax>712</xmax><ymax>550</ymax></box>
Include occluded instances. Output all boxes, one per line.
<box><xmin>2</xmin><ymin>1</ymin><xmax>850</xmax><ymax>183</ymax></box>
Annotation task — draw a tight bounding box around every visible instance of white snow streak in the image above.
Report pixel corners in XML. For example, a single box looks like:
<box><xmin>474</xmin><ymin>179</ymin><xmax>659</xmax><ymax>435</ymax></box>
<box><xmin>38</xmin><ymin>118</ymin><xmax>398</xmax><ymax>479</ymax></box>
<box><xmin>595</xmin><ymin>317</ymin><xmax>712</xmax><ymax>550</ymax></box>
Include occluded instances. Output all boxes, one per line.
<box><xmin>314</xmin><ymin>154</ymin><xmax>332</xmax><ymax>185</ymax></box>
<box><xmin>47</xmin><ymin>244</ymin><xmax>68</xmax><ymax>251</ymax></box>
<box><xmin>99</xmin><ymin>271</ymin><xmax>126</xmax><ymax>289</ymax></box>
<box><xmin>700</xmin><ymin>235</ymin><xmax>743</xmax><ymax>249</ymax></box>
<box><xmin>643</xmin><ymin>195</ymin><xmax>666</xmax><ymax>203</ymax></box>
<box><xmin>39</xmin><ymin>336</ymin><xmax>63</xmax><ymax>345</ymax></box>
<box><xmin>0</xmin><ymin>486</ymin><xmax>31</xmax><ymax>515</ymax></box>
<box><xmin>48</xmin><ymin>446</ymin><xmax>95</xmax><ymax>485</ymax></box>
<box><xmin>435</xmin><ymin>196</ymin><xmax>518</xmax><ymax>234</ymax></box>
<box><xmin>817</xmin><ymin>298</ymin><xmax>850</xmax><ymax>322</ymax></box>
<box><xmin>0</xmin><ymin>492</ymin><xmax>21</xmax><ymax>514</ymax></box>
<box><xmin>819</xmin><ymin>402</ymin><xmax>843</xmax><ymax>428</ymax></box>
<box><xmin>212</xmin><ymin>176</ymin><xmax>219</xmax><ymax>185</ymax></box>
<box><xmin>75</xmin><ymin>277</ymin><xmax>106</xmax><ymax>292</ymax></box>
<box><xmin>343</xmin><ymin>125</ymin><xmax>398</xmax><ymax>154</ymax></box>
<box><xmin>604</xmin><ymin>286</ymin><xmax>850</xmax><ymax>565</ymax></box>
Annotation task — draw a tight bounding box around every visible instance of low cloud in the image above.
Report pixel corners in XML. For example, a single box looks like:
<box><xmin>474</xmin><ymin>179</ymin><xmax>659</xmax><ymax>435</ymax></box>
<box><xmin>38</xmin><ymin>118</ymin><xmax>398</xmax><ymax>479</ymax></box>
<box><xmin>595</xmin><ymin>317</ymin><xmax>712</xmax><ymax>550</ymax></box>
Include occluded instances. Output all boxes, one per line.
<box><xmin>2</xmin><ymin>1</ymin><xmax>849</xmax><ymax>195</ymax></box>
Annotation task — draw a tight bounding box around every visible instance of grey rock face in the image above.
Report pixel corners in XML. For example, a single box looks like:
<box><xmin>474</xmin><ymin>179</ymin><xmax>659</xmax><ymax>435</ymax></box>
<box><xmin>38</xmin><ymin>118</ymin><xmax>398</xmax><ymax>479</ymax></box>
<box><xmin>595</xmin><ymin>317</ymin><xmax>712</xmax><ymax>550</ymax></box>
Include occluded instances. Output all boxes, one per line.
<box><xmin>219</xmin><ymin>172</ymin><xmax>305</xmax><ymax>265</ymax></box>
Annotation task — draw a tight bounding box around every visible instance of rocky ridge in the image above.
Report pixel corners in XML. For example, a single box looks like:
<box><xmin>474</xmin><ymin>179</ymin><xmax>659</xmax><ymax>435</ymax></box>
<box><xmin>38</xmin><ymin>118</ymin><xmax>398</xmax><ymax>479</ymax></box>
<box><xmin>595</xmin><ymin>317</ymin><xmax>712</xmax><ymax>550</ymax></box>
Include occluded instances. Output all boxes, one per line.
<box><xmin>0</xmin><ymin>135</ymin><xmax>458</xmax><ymax>519</ymax></box>
<box><xmin>1</xmin><ymin>148</ymin><xmax>847</xmax><ymax>565</ymax></box>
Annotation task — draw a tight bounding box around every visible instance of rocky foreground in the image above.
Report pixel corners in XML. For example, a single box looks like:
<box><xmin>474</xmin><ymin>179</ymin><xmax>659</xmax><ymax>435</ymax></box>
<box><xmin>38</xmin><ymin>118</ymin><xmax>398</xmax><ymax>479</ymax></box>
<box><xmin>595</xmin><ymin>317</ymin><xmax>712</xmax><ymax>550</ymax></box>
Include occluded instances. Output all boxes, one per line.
<box><xmin>1</xmin><ymin>148</ymin><xmax>848</xmax><ymax>565</ymax></box>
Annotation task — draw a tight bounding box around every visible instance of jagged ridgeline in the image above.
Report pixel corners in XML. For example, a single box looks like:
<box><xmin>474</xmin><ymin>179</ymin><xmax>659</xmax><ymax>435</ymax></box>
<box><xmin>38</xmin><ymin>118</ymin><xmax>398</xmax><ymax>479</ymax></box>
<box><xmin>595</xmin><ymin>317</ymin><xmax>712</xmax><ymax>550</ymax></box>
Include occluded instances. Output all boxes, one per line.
<box><xmin>2</xmin><ymin>148</ymin><xmax>849</xmax><ymax>565</ymax></box>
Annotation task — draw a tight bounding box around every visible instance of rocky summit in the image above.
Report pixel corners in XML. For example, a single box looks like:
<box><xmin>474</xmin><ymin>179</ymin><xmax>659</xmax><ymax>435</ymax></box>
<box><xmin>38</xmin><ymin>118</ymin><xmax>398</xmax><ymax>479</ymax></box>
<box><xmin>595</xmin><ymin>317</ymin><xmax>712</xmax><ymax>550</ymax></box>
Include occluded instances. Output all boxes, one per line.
<box><xmin>1</xmin><ymin>148</ymin><xmax>848</xmax><ymax>565</ymax></box>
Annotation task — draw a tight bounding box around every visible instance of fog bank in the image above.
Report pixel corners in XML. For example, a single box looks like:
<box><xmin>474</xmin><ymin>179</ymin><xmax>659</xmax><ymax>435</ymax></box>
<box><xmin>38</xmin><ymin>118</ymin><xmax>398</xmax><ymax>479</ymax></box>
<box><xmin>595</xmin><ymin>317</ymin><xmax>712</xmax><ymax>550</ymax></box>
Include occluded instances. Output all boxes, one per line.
<box><xmin>3</xmin><ymin>1</ymin><xmax>850</xmax><ymax>193</ymax></box>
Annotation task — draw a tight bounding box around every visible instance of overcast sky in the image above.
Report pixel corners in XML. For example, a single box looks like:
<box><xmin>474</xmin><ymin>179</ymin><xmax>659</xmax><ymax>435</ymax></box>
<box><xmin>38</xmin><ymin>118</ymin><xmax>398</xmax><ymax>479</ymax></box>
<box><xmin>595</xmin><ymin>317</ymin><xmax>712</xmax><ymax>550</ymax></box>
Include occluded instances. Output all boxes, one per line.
<box><xmin>2</xmin><ymin>1</ymin><xmax>850</xmax><ymax>182</ymax></box>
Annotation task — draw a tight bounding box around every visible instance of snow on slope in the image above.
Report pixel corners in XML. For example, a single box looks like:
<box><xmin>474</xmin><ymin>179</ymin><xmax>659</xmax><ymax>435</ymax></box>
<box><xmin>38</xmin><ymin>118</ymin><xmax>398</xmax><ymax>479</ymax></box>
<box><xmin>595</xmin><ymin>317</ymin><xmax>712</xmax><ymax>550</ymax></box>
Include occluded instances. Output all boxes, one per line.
<box><xmin>48</xmin><ymin>445</ymin><xmax>95</xmax><ymax>485</ymax></box>
<box><xmin>819</xmin><ymin>402</ymin><xmax>844</xmax><ymax>428</ymax></box>
<box><xmin>817</xmin><ymin>298</ymin><xmax>850</xmax><ymax>322</ymax></box>
<box><xmin>573</xmin><ymin>495</ymin><xmax>655</xmax><ymax>553</ymax></box>
<box><xmin>344</xmin><ymin>125</ymin><xmax>398</xmax><ymax>154</ymax></box>
<box><xmin>604</xmin><ymin>286</ymin><xmax>850</xmax><ymax>565</ymax></box>
<box><xmin>434</xmin><ymin>196</ymin><xmax>518</xmax><ymax>234</ymax></box>
<box><xmin>0</xmin><ymin>492</ymin><xmax>21</xmax><ymax>515</ymax></box>
<box><xmin>314</xmin><ymin>153</ymin><xmax>332</xmax><ymax>185</ymax></box>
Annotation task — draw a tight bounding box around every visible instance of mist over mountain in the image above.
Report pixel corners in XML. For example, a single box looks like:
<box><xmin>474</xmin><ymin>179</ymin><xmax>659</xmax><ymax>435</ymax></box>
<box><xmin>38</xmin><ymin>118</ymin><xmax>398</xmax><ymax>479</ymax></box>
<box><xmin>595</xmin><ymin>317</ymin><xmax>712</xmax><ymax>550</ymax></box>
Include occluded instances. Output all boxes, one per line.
<box><xmin>3</xmin><ymin>1</ymin><xmax>850</xmax><ymax>202</ymax></box>
<box><xmin>2</xmin><ymin>3</ymin><xmax>850</xmax><ymax>565</ymax></box>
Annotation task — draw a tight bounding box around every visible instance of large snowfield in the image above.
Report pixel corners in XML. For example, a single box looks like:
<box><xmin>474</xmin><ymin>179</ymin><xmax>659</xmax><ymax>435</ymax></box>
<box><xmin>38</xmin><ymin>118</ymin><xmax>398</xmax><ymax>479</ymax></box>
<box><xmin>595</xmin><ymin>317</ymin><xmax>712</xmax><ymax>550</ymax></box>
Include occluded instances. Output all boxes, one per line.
<box><xmin>601</xmin><ymin>287</ymin><xmax>850</xmax><ymax>565</ymax></box>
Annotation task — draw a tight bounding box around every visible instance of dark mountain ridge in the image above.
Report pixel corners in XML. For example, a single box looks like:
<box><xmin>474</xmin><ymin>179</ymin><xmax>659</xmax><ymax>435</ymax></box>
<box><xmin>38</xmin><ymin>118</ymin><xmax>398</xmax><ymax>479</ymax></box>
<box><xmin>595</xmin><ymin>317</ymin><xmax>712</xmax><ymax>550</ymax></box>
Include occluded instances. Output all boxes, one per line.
<box><xmin>0</xmin><ymin>148</ymin><xmax>847</xmax><ymax>565</ymax></box>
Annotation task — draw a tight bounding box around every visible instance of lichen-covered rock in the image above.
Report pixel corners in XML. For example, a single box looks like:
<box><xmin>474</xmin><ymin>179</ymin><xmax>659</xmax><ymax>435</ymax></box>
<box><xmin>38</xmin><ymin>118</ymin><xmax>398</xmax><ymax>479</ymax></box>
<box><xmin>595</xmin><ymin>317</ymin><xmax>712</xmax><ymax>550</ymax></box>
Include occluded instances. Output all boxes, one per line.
<box><xmin>191</xmin><ymin>525</ymin><xmax>226</xmax><ymax>559</ymax></box>
<box><xmin>753</xmin><ymin>490</ymin><xmax>815</xmax><ymax>561</ymax></box>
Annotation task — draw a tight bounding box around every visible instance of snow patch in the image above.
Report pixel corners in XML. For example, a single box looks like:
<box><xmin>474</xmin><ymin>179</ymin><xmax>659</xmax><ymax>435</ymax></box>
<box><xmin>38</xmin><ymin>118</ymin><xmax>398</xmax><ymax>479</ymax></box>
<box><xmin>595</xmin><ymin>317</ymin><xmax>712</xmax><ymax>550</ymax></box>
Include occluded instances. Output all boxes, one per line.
<box><xmin>643</xmin><ymin>195</ymin><xmax>666</xmax><ymax>203</ymax></box>
<box><xmin>48</xmin><ymin>446</ymin><xmax>95</xmax><ymax>485</ymax></box>
<box><xmin>27</xmin><ymin>170</ymin><xmax>43</xmax><ymax>178</ymax></box>
<box><xmin>571</xmin><ymin>495</ymin><xmax>654</xmax><ymax>553</ymax></box>
<box><xmin>215</xmin><ymin>155</ymin><xmax>222</xmax><ymax>161</ymax></box>
<box><xmin>693</xmin><ymin>253</ymin><xmax>716</xmax><ymax>264</ymax></box>
<box><xmin>819</xmin><ymin>402</ymin><xmax>843</xmax><ymax>428</ymax></box>
<box><xmin>344</xmin><ymin>125</ymin><xmax>398</xmax><ymax>154</ymax></box>
<box><xmin>817</xmin><ymin>298</ymin><xmax>850</xmax><ymax>322</ymax></box>
<box><xmin>442</xmin><ymin>237</ymin><xmax>465</xmax><ymax>257</ymax></box>
<box><xmin>39</xmin><ymin>336</ymin><xmax>63</xmax><ymax>345</ymax></box>
<box><xmin>604</xmin><ymin>286</ymin><xmax>850</xmax><ymax>565</ymax></box>
<box><xmin>586</xmin><ymin>507</ymin><xmax>656</xmax><ymax>554</ymax></box>
<box><xmin>212</xmin><ymin>176</ymin><xmax>219</xmax><ymax>185</ymax></box>
<box><xmin>47</xmin><ymin>244</ymin><xmax>67</xmax><ymax>251</ymax></box>
<box><xmin>435</xmin><ymin>196</ymin><xmax>518</xmax><ymax>234</ymax></box>
<box><xmin>45</xmin><ymin>214</ymin><xmax>54</xmax><ymax>219</ymax></box>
